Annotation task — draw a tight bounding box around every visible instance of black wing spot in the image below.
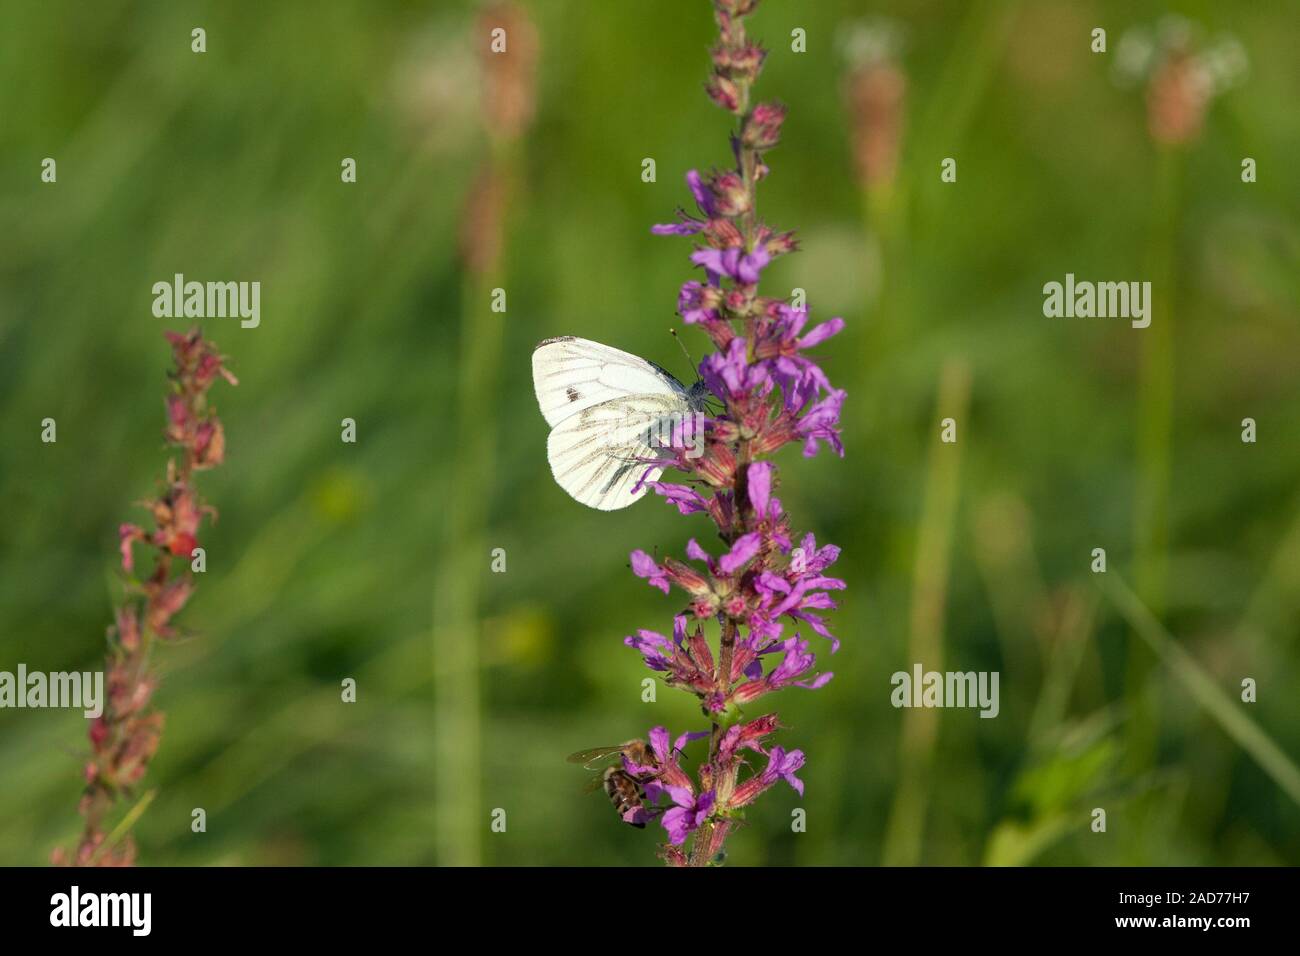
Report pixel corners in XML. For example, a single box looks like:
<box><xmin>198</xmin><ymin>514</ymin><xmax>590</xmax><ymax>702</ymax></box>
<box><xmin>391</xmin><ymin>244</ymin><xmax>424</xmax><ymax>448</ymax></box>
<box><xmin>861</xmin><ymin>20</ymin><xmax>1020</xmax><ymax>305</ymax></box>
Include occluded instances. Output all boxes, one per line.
<box><xmin>566</xmin><ymin>387</ymin><xmax>580</xmax><ymax>402</ymax></box>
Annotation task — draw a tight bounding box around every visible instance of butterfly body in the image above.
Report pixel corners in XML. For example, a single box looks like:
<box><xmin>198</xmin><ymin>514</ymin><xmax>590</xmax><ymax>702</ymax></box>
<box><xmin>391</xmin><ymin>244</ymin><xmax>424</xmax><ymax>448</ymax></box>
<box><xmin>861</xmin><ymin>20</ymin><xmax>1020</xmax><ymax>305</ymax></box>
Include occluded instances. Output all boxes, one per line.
<box><xmin>532</xmin><ymin>336</ymin><xmax>709</xmax><ymax>511</ymax></box>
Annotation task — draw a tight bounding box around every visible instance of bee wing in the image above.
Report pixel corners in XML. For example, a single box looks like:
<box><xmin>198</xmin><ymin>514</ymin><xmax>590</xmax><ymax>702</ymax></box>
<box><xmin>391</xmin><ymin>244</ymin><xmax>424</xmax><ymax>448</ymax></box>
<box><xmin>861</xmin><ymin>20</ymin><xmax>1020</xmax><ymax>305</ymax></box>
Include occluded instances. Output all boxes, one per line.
<box><xmin>580</xmin><ymin>774</ymin><xmax>607</xmax><ymax>795</ymax></box>
<box><xmin>566</xmin><ymin>745</ymin><xmax>627</xmax><ymax>771</ymax></box>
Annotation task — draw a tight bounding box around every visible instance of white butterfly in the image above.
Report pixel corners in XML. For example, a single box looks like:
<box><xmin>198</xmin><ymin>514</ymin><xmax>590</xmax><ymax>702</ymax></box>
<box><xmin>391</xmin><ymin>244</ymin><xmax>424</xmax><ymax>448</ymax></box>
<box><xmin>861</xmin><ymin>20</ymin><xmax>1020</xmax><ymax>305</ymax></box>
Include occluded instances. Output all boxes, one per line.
<box><xmin>532</xmin><ymin>336</ymin><xmax>712</xmax><ymax>511</ymax></box>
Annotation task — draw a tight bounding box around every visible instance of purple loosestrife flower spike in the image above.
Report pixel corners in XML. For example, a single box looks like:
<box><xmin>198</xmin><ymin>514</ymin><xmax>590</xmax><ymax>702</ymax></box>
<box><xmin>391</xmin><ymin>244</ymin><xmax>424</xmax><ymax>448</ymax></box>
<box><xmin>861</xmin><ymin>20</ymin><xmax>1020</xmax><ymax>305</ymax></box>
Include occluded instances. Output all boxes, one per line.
<box><xmin>582</xmin><ymin>0</ymin><xmax>846</xmax><ymax>867</ymax></box>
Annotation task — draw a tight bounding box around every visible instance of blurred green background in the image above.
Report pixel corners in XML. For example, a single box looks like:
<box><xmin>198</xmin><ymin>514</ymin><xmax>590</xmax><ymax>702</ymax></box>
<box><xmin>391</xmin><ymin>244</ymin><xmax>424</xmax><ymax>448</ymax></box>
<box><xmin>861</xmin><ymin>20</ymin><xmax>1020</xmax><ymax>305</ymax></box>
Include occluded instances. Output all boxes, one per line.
<box><xmin>1</xmin><ymin>0</ymin><xmax>1297</xmax><ymax>866</ymax></box>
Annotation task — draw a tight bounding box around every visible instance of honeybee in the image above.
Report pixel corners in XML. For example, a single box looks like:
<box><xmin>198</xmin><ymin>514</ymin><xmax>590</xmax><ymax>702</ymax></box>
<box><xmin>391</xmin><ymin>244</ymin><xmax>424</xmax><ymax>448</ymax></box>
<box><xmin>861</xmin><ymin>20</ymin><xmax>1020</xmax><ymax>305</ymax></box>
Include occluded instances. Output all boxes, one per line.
<box><xmin>567</xmin><ymin>741</ymin><xmax>660</xmax><ymax>828</ymax></box>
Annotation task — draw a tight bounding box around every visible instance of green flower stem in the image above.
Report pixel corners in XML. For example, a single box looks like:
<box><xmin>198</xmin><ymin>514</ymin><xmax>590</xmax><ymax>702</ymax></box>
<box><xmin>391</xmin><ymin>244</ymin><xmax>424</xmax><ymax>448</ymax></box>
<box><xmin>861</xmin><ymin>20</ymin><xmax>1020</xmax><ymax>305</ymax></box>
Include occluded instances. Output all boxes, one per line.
<box><xmin>432</xmin><ymin>137</ymin><xmax>522</xmax><ymax>866</ymax></box>
<box><xmin>1128</xmin><ymin>146</ymin><xmax>1183</xmax><ymax>772</ymax></box>
<box><xmin>881</xmin><ymin>358</ymin><xmax>970</xmax><ymax>866</ymax></box>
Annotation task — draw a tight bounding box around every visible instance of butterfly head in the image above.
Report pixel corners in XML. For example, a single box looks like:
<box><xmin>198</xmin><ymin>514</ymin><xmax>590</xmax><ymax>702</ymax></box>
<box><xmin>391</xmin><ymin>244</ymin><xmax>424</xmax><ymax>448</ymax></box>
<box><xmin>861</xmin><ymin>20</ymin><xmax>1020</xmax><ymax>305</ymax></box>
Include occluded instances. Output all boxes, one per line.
<box><xmin>688</xmin><ymin>379</ymin><xmax>715</xmax><ymax>413</ymax></box>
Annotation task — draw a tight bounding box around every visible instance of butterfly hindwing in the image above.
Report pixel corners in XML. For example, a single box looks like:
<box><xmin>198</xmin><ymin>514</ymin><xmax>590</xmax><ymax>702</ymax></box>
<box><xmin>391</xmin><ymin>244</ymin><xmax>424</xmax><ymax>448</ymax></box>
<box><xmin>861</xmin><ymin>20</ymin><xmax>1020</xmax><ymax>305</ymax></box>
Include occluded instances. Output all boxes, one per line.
<box><xmin>545</xmin><ymin>393</ymin><xmax>689</xmax><ymax>510</ymax></box>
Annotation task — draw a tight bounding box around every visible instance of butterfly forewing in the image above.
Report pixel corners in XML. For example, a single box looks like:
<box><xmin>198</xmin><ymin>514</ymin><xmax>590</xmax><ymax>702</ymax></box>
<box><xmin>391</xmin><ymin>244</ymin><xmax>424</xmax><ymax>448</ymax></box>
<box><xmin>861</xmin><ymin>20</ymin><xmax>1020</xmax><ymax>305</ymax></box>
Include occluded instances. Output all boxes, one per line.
<box><xmin>532</xmin><ymin>336</ymin><xmax>690</xmax><ymax>428</ymax></box>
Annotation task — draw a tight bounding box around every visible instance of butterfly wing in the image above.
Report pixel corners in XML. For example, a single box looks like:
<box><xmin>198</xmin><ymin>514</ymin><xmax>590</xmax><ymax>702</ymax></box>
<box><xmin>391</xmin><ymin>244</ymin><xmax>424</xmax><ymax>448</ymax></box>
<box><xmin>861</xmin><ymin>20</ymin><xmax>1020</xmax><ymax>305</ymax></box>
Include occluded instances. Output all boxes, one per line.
<box><xmin>533</xmin><ymin>337</ymin><xmax>694</xmax><ymax>511</ymax></box>
<box><xmin>546</xmin><ymin>393</ymin><xmax>690</xmax><ymax>510</ymax></box>
<box><xmin>532</xmin><ymin>336</ymin><xmax>689</xmax><ymax>427</ymax></box>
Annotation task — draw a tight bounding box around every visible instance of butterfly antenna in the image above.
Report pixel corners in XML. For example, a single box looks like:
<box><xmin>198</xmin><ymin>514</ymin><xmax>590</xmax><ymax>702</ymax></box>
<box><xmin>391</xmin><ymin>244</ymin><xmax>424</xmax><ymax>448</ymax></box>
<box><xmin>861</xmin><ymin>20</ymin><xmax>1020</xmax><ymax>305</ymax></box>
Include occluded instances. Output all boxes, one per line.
<box><xmin>670</xmin><ymin>328</ymin><xmax>698</xmax><ymax>378</ymax></box>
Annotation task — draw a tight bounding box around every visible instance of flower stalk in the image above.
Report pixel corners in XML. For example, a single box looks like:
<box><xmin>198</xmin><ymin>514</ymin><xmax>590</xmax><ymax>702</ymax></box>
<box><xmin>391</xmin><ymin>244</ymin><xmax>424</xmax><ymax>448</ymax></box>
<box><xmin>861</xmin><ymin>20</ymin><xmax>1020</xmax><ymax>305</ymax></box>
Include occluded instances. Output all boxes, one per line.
<box><xmin>54</xmin><ymin>329</ymin><xmax>235</xmax><ymax>866</ymax></box>
<box><xmin>432</xmin><ymin>1</ymin><xmax>538</xmax><ymax>866</ymax></box>
<box><xmin>604</xmin><ymin>0</ymin><xmax>847</xmax><ymax>866</ymax></box>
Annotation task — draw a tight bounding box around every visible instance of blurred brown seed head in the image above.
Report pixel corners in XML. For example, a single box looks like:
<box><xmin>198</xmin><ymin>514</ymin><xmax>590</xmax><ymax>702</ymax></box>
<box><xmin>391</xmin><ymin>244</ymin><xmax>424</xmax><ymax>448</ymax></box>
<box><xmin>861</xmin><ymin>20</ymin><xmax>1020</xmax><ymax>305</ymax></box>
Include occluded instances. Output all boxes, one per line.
<box><xmin>478</xmin><ymin>2</ymin><xmax>539</xmax><ymax>142</ymax></box>
<box><xmin>1114</xmin><ymin>18</ymin><xmax>1247</xmax><ymax>149</ymax></box>
<box><xmin>839</xmin><ymin>19</ymin><xmax>907</xmax><ymax>190</ymax></box>
<box><xmin>1146</xmin><ymin>49</ymin><xmax>1211</xmax><ymax>147</ymax></box>
<box><xmin>459</xmin><ymin>4</ymin><xmax>538</xmax><ymax>276</ymax></box>
<box><xmin>847</xmin><ymin>61</ymin><xmax>906</xmax><ymax>189</ymax></box>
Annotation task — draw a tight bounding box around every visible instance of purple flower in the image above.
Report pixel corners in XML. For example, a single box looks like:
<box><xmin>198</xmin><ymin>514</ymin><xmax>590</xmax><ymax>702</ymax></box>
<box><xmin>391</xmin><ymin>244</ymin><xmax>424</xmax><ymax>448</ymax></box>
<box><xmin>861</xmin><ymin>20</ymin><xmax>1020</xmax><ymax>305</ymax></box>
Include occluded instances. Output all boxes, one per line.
<box><xmin>791</xmin><ymin>531</ymin><xmax>842</xmax><ymax>576</ymax></box>
<box><xmin>758</xmin><ymin>306</ymin><xmax>844</xmax><ymax>410</ymax></box>
<box><xmin>640</xmin><ymin>725</ymin><xmax>708</xmax><ymax>796</ymax></box>
<box><xmin>691</xmin><ymin>244</ymin><xmax>771</xmax><ymax>284</ymax></box>
<box><xmin>649</xmin><ymin>725</ymin><xmax>710</xmax><ymax>765</ymax></box>
<box><xmin>625</xmin><ymin>617</ymin><xmax>720</xmax><ymax>697</ymax></box>
<box><xmin>651</xmin><ymin>170</ymin><xmax>716</xmax><ymax>236</ymax></box>
<box><xmin>727</xmin><ymin>626</ymin><xmax>786</xmax><ymax>684</ymax></box>
<box><xmin>772</xmin><ymin>358</ymin><xmax>832</xmax><ymax>411</ymax></box>
<box><xmin>620</xmin><ymin>805</ymin><xmax>654</xmax><ymax>827</ymax></box>
<box><xmin>652</xmin><ymin>221</ymin><xmax>704</xmax><ymax>237</ymax></box>
<box><xmin>717</xmin><ymin>713</ymin><xmax>781</xmax><ymax>763</ymax></box>
<box><xmin>700</xmin><ymin>337</ymin><xmax>769</xmax><ymax>404</ymax></box>
<box><xmin>796</xmin><ymin>388</ymin><xmax>846</xmax><ymax>458</ymax></box>
<box><xmin>748</xmin><ymin>460</ymin><xmax>773</xmax><ymax>513</ymax></box>
<box><xmin>747</xmin><ymin>461</ymin><xmax>792</xmax><ymax>552</ymax></box>
<box><xmin>662</xmin><ymin>787</ymin><xmax>716</xmax><ymax>845</ymax></box>
<box><xmin>752</xmin><ymin>533</ymin><xmax>846</xmax><ymax>650</ymax></box>
<box><xmin>718</xmin><ymin>532</ymin><xmax>762</xmax><ymax>574</ymax></box>
<box><xmin>650</xmin><ymin>481</ymin><xmax>710</xmax><ymax>515</ymax></box>
<box><xmin>624</xmin><ymin>628</ymin><xmax>673</xmax><ymax>671</ymax></box>
<box><xmin>677</xmin><ymin>281</ymin><xmax>715</xmax><ymax>324</ymax></box>
<box><xmin>687</xmin><ymin>169</ymin><xmax>717</xmax><ymax>217</ymax></box>
<box><xmin>732</xmin><ymin>635</ymin><xmax>833</xmax><ymax>704</ymax></box>
<box><xmin>673</xmin><ymin>281</ymin><xmax>737</xmax><ymax>348</ymax></box>
<box><xmin>653</xmin><ymin>223</ymin><xmax>704</xmax><ymax>238</ymax></box>
<box><xmin>631</xmin><ymin>549</ymin><xmax>671</xmax><ymax>594</ymax></box>
<box><xmin>766</xmin><ymin>636</ymin><xmax>830</xmax><ymax>687</ymax></box>
<box><xmin>679</xmin><ymin>533</ymin><xmax>762</xmax><ymax>581</ymax></box>
<box><xmin>731</xmin><ymin>746</ymin><xmax>806</xmax><ymax>808</ymax></box>
<box><xmin>629</xmin><ymin>464</ymin><xmax>662</xmax><ymax>498</ymax></box>
<box><xmin>765</xmin><ymin>747</ymin><xmax>806</xmax><ymax>796</ymax></box>
<box><xmin>629</xmin><ymin>548</ymin><xmax>719</xmax><ymax>616</ymax></box>
<box><xmin>779</xmin><ymin>305</ymin><xmax>845</xmax><ymax>349</ymax></box>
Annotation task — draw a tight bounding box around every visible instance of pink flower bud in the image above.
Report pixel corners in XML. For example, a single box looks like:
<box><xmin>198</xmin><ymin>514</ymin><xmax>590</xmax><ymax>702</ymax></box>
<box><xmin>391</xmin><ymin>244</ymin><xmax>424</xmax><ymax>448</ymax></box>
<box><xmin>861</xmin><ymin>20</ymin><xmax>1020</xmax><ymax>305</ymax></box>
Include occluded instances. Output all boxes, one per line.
<box><xmin>193</xmin><ymin>418</ymin><xmax>226</xmax><ymax>469</ymax></box>
<box><xmin>117</xmin><ymin>524</ymin><xmax>146</xmax><ymax>573</ymax></box>
<box><xmin>705</xmin><ymin>75</ymin><xmax>741</xmax><ymax>112</ymax></box>
<box><xmin>743</xmin><ymin>101</ymin><xmax>786</xmax><ymax>149</ymax></box>
<box><xmin>764</xmin><ymin>230</ymin><xmax>798</xmax><ymax>257</ymax></box>
<box><xmin>722</xmin><ymin>593</ymin><xmax>748</xmax><ymax>618</ymax></box>
<box><xmin>89</xmin><ymin>719</ymin><xmax>109</xmax><ymax>748</ymax></box>
<box><xmin>704</xmin><ymin>217</ymin><xmax>744</xmax><ymax>249</ymax></box>
<box><xmin>708</xmin><ymin>172</ymin><xmax>750</xmax><ymax>216</ymax></box>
